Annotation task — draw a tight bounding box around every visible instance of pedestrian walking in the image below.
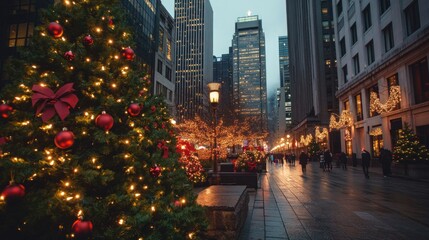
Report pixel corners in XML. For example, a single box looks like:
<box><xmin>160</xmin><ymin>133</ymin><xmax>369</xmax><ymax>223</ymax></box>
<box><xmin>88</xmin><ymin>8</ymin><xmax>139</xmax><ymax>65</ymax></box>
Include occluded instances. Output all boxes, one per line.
<box><xmin>324</xmin><ymin>149</ymin><xmax>333</xmax><ymax>172</ymax></box>
<box><xmin>340</xmin><ymin>152</ymin><xmax>347</xmax><ymax>170</ymax></box>
<box><xmin>361</xmin><ymin>148</ymin><xmax>371</xmax><ymax>179</ymax></box>
<box><xmin>291</xmin><ymin>153</ymin><xmax>296</xmax><ymax>166</ymax></box>
<box><xmin>299</xmin><ymin>151</ymin><xmax>308</xmax><ymax>174</ymax></box>
<box><xmin>380</xmin><ymin>148</ymin><xmax>393</xmax><ymax>177</ymax></box>
<box><xmin>319</xmin><ymin>151</ymin><xmax>325</xmax><ymax>169</ymax></box>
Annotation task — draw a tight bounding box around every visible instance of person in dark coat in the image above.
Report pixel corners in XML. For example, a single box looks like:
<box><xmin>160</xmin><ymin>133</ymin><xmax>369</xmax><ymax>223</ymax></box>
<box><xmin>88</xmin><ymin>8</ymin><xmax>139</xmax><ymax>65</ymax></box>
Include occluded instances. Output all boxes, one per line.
<box><xmin>361</xmin><ymin>148</ymin><xmax>371</xmax><ymax>178</ymax></box>
<box><xmin>299</xmin><ymin>151</ymin><xmax>308</xmax><ymax>174</ymax></box>
<box><xmin>324</xmin><ymin>149</ymin><xmax>333</xmax><ymax>172</ymax></box>
<box><xmin>380</xmin><ymin>148</ymin><xmax>393</xmax><ymax>177</ymax></box>
<box><xmin>340</xmin><ymin>152</ymin><xmax>347</xmax><ymax>170</ymax></box>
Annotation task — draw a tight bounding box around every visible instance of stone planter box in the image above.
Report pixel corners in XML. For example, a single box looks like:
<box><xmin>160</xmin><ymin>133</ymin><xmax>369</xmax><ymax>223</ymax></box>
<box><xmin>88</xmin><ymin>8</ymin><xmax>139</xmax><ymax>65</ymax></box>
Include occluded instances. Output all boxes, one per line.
<box><xmin>219</xmin><ymin>172</ymin><xmax>258</xmax><ymax>189</ymax></box>
<box><xmin>197</xmin><ymin>185</ymin><xmax>249</xmax><ymax>240</ymax></box>
<box><xmin>392</xmin><ymin>161</ymin><xmax>429</xmax><ymax>179</ymax></box>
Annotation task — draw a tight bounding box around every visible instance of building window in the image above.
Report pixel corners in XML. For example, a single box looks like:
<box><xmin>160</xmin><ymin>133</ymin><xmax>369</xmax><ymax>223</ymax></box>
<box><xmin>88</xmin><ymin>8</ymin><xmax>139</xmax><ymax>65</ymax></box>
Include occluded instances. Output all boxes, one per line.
<box><xmin>322</xmin><ymin>8</ymin><xmax>328</xmax><ymax>14</ymax></box>
<box><xmin>366</xmin><ymin>40</ymin><xmax>375</xmax><ymax>65</ymax></box>
<box><xmin>344</xmin><ymin>100</ymin><xmax>350</xmax><ymax>111</ymax></box>
<box><xmin>165</xmin><ymin>66</ymin><xmax>172</xmax><ymax>81</ymax></box>
<box><xmin>337</xmin><ymin>0</ymin><xmax>343</xmax><ymax>17</ymax></box>
<box><xmin>8</xmin><ymin>22</ymin><xmax>34</xmax><ymax>47</ymax></box>
<box><xmin>10</xmin><ymin>0</ymin><xmax>36</xmax><ymax>14</ymax></box>
<box><xmin>383</xmin><ymin>23</ymin><xmax>394</xmax><ymax>52</ymax></box>
<box><xmin>390</xmin><ymin>118</ymin><xmax>402</xmax><ymax>149</ymax></box>
<box><xmin>405</xmin><ymin>0</ymin><xmax>420</xmax><ymax>36</ymax></box>
<box><xmin>369</xmin><ymin>84</ymin><xmax>379</xmax><ymax>117</ymax></box>
<box><xmin>410</xmin><ymin>57</ymin><xmax>429</xmax><ymax>104</ymax></box>
<box><xmin>371</xmin><ymin>134</ymin><xmax>383</xmax><ymax>158</ymax></box>
<box><xmin>355</xmin><ymin>94</ymin><xmax>363</xmax><ymax>121</ymax></box>
<box><xmin>340</xmin><ymin>37</ymin><xmax>346</xmax><ymax>57</ymax></box>
<box><xmin>387</xmin><ymin>73</ymin><xmax>400</xmax><ymax>110</ymax></box>
<box><xmin>342</xmin><ymin>65</ymin><xmax>348</xmax><ymax>83</ymax></box>
<box><xmin>166</xmin><ymin>38</ymin><xmax>172</xmax><ymax>61</ymax></box>
<box><xmin>322</xmin><ymin>21</ymin><xmax>330</xmax><ymax>30</ymax></box>
<box><xmin>157</xmin><ymin>59</ymin><xmax>163</xmax><ymax>74</ymax></box>
<box><xmin>323</xmin><ymin>34</ymin><xmax>330</xmax><ymax>42</ymax></box>
<box><xmin>362</xmin><ymin>4</ymin><xmax>372</xmax><ymax>32</ymax></box>
<box><xmin>379</xmin><ymin>0</ymin><xmax>390</xmax><ymax>15</ymax></box>
<box><xmin>353</xmin><ymin>54</ymin><xmax>360</xmax><ymax>75</ymax></box>
<box><xmin>158</xmin><ymin>29</ymin><xmax>164</xmax><ymax>52</ymax></box>
<box><xmin>350</xmin><ymin>23</ymin><xmax>357</xmax><ymax>45</ymax></box>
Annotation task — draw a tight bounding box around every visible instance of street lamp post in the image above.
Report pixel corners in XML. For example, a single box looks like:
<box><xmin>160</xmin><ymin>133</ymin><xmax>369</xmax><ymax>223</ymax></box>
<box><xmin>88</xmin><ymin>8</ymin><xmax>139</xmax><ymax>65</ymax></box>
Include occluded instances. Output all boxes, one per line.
<box><xmin>207</xmin><ymin>82</ymin><xmax>221</xmax><ymax>185</ymax></box>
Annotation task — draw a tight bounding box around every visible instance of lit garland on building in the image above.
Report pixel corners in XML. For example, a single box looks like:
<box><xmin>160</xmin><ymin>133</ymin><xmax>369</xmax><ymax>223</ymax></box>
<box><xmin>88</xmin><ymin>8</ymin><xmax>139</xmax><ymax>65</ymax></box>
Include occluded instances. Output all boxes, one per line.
<box><xmin>315</xmin><ymin>127</ymin><xmax>328</xmax><ymax>141</ymax></box>
<box><xmin>329</xmin><ymin>110</ymin><xmax>353</xmax><ymax>130</ymax></box>
<box><xmin>370</xmin><ymin>85</ymin><xmax>401</xmax><ymax>114</ymax></box>
<box><xmin>300</xmin><ymin>134</ymin><xmax>313</xmax><ymax>146</ymax></box>
<box><xmin>369</xmin><ymin>127</ymin><xmax>383</xmax><ymax>136</ymax></box>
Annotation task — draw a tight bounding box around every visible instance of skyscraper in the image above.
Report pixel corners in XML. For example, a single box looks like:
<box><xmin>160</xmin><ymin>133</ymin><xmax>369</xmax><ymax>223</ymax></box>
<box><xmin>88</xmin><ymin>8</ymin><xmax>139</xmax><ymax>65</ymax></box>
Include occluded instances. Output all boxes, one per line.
<box><xmin>154</xmin><ymin>3</ymin><xmax>175</xmax><ymax>114</ymax></box>
<box><xmin>232</xmin><ymin>15</ymin><xmax>267</xmax><ymax>133</ymax></box>
<box><xmin>174</xmin><ymin>0</ymin><xmax>213</xmax><ymax>120</ymax></box>
<box><xmin>286</xmin><ymin>0</ymin><xmax>339</xmax><ymax>152</ymax></box>
<box><xmin>213</xmin><ymin>49</ymin><xmax>233</xmax><ymax>123</ymax></box>
<box><xmin>277</xmin><ymin>36</ymin><xmax>292</xmax><ymax>137</ymax></box>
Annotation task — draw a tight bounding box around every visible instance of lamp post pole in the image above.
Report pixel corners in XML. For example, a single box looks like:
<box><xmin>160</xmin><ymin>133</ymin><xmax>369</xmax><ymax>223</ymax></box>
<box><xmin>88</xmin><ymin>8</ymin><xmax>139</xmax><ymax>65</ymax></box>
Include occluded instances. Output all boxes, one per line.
<box><xmin>207</xmin><ymin>82</ymin><xmax>221</xmax><ymax>185</ymax></box>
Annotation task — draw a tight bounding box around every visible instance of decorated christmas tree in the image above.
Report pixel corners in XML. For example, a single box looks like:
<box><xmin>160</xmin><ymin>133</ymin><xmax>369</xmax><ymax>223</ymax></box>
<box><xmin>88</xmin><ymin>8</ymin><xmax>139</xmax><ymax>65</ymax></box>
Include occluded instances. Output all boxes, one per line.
<box><xmin>393</xmin><ymin>123</ymin><xmax>429</xmax><ymax>162</ymax></box>
<box><xmin>0</xmin><ymin>0</ymin><xmax>206</xmax><ymax>239</ymax></box>
<box><xmin>308</xmin><ymin>139</ymin><xmax>321</xmax><ymax>158</ymax></box>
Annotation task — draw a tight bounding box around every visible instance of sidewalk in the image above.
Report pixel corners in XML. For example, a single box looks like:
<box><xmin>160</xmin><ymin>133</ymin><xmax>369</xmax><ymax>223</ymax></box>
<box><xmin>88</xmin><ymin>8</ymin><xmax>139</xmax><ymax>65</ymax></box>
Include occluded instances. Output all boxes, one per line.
<box><xmin>239</xmin><ymin>161</ymin><xmax>429</xmax><ymax>240</ymax></box>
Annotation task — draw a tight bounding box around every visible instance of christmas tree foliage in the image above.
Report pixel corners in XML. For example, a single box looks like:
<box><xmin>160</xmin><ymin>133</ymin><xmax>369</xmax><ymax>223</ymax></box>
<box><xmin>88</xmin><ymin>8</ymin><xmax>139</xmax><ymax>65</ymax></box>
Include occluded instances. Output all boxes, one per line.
<box><xmin>0</xmin><ymin>0</ymin><xmax>206</xmax><ymax>239</ymax></box>
<box><xmin>393</xmin><ymin>123</ymin><xmax>429</xmax><ymax>162</ymax></box>
<box><xmin>308</xmin><ymin>139</ymin><xmax>321</xmax><ymax>158</ymax></box>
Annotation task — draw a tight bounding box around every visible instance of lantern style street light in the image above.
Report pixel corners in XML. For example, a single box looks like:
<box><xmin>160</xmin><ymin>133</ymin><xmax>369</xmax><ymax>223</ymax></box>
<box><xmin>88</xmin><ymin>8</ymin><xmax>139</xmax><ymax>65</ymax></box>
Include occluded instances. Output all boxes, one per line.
<box><xmin>207</xmin><ymin>82</ymin><xmax>221</xmax><ymax>184</ymax></box>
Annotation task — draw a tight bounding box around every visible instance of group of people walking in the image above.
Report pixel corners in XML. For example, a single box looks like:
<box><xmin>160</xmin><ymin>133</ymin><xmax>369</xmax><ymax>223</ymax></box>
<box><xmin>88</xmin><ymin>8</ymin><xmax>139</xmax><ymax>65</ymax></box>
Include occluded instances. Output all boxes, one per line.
<box><xmin>271</xmin><ymin>147</ymin><xmax>394</xmax><ymax>178</ymax></box>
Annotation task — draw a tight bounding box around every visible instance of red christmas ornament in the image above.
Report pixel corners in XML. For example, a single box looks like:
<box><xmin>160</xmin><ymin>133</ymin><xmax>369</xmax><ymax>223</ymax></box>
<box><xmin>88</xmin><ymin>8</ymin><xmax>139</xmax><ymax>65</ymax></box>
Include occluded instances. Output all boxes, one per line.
<box><xmin>150</xmin><ymin>165</ymin><xmax>162</xmax><ymax>178</ymax></box>
<box><xmin>0</xmin><ymin>104</ymin><xmax>13</xmax><ymax>118</ymax></box>
<box><xmin>83</xmin><ymin>35</ymin><xmax>94</xmax><ymax>46</ymax></box>
<box><xmin>47</xmin><ymin>22</ymin><xmax>63</xmax><ymax>38</ymax></box>
<box><xmin>95</xmin><ymin>111</ymin><xmax>114</xmax><ymax>131</ymax></box>
<box><xmin>121</xmin><ymin>47</ymin><xmax>135</xmax><ymax>61</ymax></box>
<box><xmin>127</xmin><ymin>103</ymin><xmax>141</xmax><ymax>117</ymax></box>
<box><xmin>1</xmin><ymin>183</ymin><xmax>25</xmax><ymax>202</ymax></box>
<box><xmin>64</xmin><ymin>50</ymin><xmax>75</xmax><ymax>61</ymax></box>
<box><xmin>150</xmin><ymin>106</ymin><xmax>156</xmax><ymax>112</ymax></box>
<box><xmin>72</xmin><ymin>219</ymin><xmax>93</xmax><ymax>238</ymax></box>
<box><xmin>54</xmin><ymin>128</ymin><xmax>75</xmax><ymax>149</ymax></box>
<box><xmin>174</xmin><ymin>200</ymin><xmax>182</xmax><ymax>207</ymax></box>
<box><xmin>108</xmin><ymin>18</ymin><xmax>115</xmax><ymax>29</ymax></box>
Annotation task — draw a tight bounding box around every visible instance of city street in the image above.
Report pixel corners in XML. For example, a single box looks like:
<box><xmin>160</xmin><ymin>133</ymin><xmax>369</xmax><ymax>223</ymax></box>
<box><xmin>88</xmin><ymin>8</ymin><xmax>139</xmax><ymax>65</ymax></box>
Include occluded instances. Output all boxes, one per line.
<box><xmin>239</xmin><ymin>161</ymin><xmax>429</xmax><ymax>240</ymax></box>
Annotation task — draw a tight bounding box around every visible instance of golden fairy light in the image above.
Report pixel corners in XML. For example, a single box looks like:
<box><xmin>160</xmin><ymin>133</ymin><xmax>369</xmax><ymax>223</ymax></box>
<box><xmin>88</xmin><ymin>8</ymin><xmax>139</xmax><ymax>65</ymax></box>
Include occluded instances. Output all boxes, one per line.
<box><xmin>299</xmin><ymin>134</ymin><xmax>313</xmax><ymax>146</ymax></box>
<box><xmin>315</xmin><ymin>126</ymin><xmax>329</xmax><ymax>140</ymax></box>
<box><xmin>370</xmin><ymin>85</ymin><xmax>401</xmax><ymax>114</ymax></box>
<box><xmin>329</xmin><ymin>110</ymin><xmax>353</xmax><ymax>130</ymax></box>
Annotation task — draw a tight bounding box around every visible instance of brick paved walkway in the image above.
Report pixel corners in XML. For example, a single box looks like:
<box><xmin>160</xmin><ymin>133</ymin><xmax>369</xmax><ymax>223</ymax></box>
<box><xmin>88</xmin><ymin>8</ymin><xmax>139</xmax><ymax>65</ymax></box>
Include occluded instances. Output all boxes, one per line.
<box><xmin>239</xmin><ymin>161</ymin><xmax>429</xmax><ymax>240</ymax></box>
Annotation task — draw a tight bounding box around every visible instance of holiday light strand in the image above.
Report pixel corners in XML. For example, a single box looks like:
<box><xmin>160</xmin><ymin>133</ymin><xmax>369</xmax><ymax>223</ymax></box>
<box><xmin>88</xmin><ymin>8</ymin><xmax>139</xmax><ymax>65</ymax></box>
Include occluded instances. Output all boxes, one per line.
<box><xmin>300</xmin><ymin>134</ymin><xmax>313</xmax><ymax>146</ymax></box>
<box><xmin>370</xmin><ymin>85</ymin><xmax>401</xmax><ymax>114</ymax></box>
<box><xmin>315</xmin><ymin>127</ymin><xmax>328</xmax><ymax>140</ymax></box>
<box><xmin>329</xmin><ymin>110</ymin><xmax>353</xmax><ymax>130</ymax></box>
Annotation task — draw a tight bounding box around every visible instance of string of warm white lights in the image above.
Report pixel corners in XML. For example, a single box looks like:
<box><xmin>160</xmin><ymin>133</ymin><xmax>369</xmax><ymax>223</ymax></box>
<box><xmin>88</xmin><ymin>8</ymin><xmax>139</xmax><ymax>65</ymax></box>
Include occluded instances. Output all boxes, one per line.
<box><xmin>329</xmin><ymin>110</ymin><xmax>353</xmax><ymax>130</ymax></box>
<box><xmin>300</xmin><ymin>134</ymin><xmax>313</xmax><ymax>146</ymax></box>
<box><xmin>315</xmin><ymin>127</ymin><xmax>328</xmax><ymax>140</ymax></box>
<box><xmin>370</xmin><ymin>85</ymin><xmax>401</xmax><ymax>114</ymax></box>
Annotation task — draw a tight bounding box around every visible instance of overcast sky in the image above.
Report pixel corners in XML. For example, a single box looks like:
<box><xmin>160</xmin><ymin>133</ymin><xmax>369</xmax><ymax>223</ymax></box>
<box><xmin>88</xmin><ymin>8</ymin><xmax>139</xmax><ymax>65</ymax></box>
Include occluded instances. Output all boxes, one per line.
<box><xmin>160</xmin><ymin>0</ymin><xmax>287</xmax><ymax>95</ymax></box>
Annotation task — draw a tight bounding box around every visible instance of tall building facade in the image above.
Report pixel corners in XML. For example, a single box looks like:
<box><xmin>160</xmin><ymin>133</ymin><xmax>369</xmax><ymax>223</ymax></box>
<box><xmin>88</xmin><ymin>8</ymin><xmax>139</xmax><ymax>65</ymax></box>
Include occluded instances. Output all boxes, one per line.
<box><xmin>232</xmin><ymin>15</ymin><xmax>267</xmax><ymax>133</ymax></box>
<box><xmin>0</xmin><ymin>0</ymin><xmax>160</xmax><ymax>88</ymax></box>
<box><xmin>213</xmin><ymin>49</ymin><xmax>233</xmax><ymax>123</ymax></box>
<box><xmin>174</xmin><ymin>0</ymin><xmax>213</xmax><ymax>120</ymax></box>
<box><xmin>286</xmin><ymin>0</ymin><xmax>339</xmax><ymax>152</ymax></box>
<box><xmin>277</xmin><ymin>36</ymin><xmax>292</xmax><ymax>138</ymax></box>
<box><xmin>154</xmin><ymin>3</ymin><xmax>175</xmax><ymax>114</ymax></box>
<box><xmin>333</xmin><ymin>0</ymin><xmax>429</xmax><ymax>157</ymax></box>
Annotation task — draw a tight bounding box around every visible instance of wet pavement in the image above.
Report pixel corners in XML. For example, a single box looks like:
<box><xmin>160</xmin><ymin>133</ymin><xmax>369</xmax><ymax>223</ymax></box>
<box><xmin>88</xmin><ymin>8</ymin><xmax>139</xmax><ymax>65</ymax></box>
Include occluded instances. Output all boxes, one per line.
<box><xmin>239</xmin><ymin>161</ymin><xmax>429</xmax><ymax>240</ymax></box>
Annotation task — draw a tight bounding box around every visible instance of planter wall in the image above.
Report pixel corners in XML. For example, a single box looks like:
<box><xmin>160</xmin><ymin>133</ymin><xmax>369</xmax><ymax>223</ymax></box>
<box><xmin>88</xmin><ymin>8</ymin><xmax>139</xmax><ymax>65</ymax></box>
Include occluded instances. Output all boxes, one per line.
<box><xmin>392</xmin><ymin>161</ymin><xmax>429</xmax><ymax>179</ymax></box>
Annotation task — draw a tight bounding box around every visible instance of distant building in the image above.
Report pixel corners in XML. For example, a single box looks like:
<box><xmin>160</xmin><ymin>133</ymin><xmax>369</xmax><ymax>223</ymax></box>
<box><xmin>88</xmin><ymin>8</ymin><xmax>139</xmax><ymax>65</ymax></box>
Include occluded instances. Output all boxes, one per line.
<box><xmin>333</xmin><ymin>0</ymin><xmax>429</xmax><ymax>157</ymax></box>
<box><xmin>174</xmin><ymin>0</ymin><xmax>213</xmax><ymax>121</ymax></box>
<box><xmin>213</xmin><ymin>49</ymin><xmax>233</xmax><ymax>123</ymax></box>
<box><xmin>154</xmin><ymin>3</ymin><xmax>176</xmax><ymax>114</ymax></box>
<box><xmin>277</xmin><ymin>36</ymin><xmax>292</xmax><ymax>138</ymax></box>
<box><xmin>0</xmin><ymin>0</ymin><xmax>160</xmax><ymax>88</ymax></box>
<box><xmin>286</xmin><ymin>0</ymin><xmax>339</xmax><ymax>152</ymax></box>
<box><xmin>232</xmin><ymin>15</ymin><xmax>268</xmax><ymax>134</ymax></box>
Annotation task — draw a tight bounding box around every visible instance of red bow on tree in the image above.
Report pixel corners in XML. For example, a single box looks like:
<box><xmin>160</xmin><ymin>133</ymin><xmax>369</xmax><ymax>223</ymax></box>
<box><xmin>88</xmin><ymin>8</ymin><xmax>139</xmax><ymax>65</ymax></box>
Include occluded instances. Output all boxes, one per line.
<box><xmin>31</xmin><ymin>83</ymin><xmax>79</xmax><ymax>122</ymax></box>
<box><xmin>157</xmin><ymin>141</ymin><xmax>169</xmax><ymax>159</ymax></box>
<box><xmin>247</xmin><ymin>161</ymin><xmax>257</xmax><ymax>172</ymax></box>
